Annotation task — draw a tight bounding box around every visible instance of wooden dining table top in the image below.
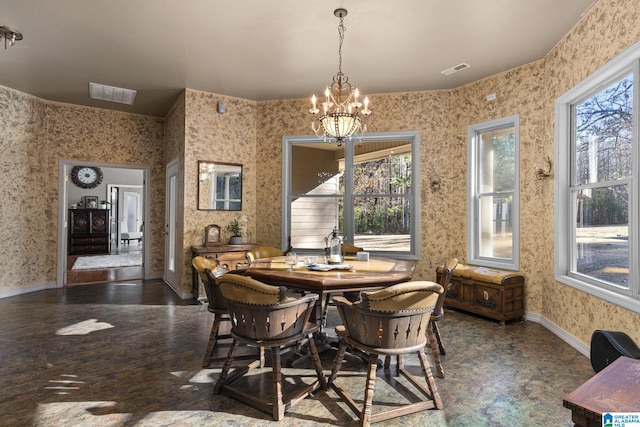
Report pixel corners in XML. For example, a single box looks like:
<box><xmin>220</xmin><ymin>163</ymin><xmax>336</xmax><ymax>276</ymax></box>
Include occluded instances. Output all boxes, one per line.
<box><xmin>243</xmin><ymin>256</ymin><xmax>416</xmax><ymax>294</ymax></box>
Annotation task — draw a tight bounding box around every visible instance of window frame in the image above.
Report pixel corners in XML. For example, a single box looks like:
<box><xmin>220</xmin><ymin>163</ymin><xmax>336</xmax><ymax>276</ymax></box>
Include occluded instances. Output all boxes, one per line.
<box><xmin>282</xmin><ymin>131</ymin><xmax>420</xmax><ymax>260</ymax></box>
<box><xmin>467</xmin><ymin>115</ymin><xmax>520</xmax><ymax>271</ymax></box>
<box><xmin>555</xmin><ymin>40</ymin><xmax>640</xmax><ymax>312</ymax></box>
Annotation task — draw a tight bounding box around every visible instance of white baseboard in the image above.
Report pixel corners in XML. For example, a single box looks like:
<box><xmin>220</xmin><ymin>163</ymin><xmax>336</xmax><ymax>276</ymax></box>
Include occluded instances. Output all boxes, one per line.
<box><xmin>527</xmin><ymin>311</ymin><xmax>590</xmax><ymax>358</ymax></box>
<box><xmin>0</xmin><ymin>282</ymin><xmax>57</xmax><ymax>299</ymax></box>
<box><xmin>162</xmin><ymin>280</ymin><xmax>193</xmax><ymax>300</ymax></box>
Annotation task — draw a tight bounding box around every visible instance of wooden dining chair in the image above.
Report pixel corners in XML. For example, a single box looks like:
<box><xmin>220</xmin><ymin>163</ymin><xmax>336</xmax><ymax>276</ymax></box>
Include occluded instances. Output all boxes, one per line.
<box><xmin>192</xmin><ymin>256</ymin><xmax>263</xmax><ymax>368</ymax></box>
<box><xmin>427</xmin><ymin>257</ymin><xmax>458</xmax><ymax>378</ymax></box>
<box><xmin>328</xmin><ymin>281</ymin><xmax>444</xmax><ymax>427</ymax></box>
<box><xmin>245</xmin><ymin>245</ymin><xmax>285</xmax><ymax>263</ymax></box>
<box><xmin>214</xmin><ymin>274</ymin><xmax>326</xmax><ymax>421</ymax></box>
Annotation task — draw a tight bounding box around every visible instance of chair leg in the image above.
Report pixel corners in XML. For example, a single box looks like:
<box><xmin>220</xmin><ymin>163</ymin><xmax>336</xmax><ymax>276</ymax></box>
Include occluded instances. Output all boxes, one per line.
<box><xmin>202</xmin><ymin>316</ymin><xmax>221</xmax><ymax>368</ymax></box>
<box><xmin>417</xmin><ymin>349</ymin><xmax>443</xmax><ymax>409</ymax></box>
<box><xmin>307</xmin><ymin>333</ymin><xmax>327</xmax><ymax>389</ymax></box>
<box><xmin>432</xmin><ymin>320</ymin><xmax>446</xmax><ymax>355</ymax></box>
<box><xmin>328</xmin><ymin>340</ymin><xmax>348</xmax><ymax>384</ymax></box>
<box><xmin>427</xmin><ymin>321</ymin><xmax>445</xmax><ymax>378</ymax></box>
<box><xmin>271</xmin><ymin>348</ymin><xmax>285</xmax><ymax>421</ymax></box>
<box><xmin>214</xmin><ymin>339</ymin><xmax>239</xmax><ymax>394</ymax></box>
<box><xmin>361</xmin><ymin>354</ymin><xmax>379</xmax><ymax>427</ymax></box>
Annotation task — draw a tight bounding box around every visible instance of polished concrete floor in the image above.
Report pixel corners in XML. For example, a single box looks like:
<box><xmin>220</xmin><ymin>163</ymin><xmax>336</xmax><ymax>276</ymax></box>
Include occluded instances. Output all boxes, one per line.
<box><xmin>0</xmin><ymin>280</ymin><xmax>594</xmax><ymax>426</ymax></box>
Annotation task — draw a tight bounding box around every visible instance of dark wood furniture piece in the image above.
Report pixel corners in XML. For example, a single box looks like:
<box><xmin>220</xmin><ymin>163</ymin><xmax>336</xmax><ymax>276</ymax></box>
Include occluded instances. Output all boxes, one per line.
<box><xmin>428</xmin><ymin>257</ymin><xmax>458</xmax><ymax>378</ymax></box>
<box><xmin>190</xmin><ymin>243</ymin><xmax>256</xmax><ymax>300</ymax></box>
<box><xmin>563</xmin><ymin>356</ymin><xmax>640</xmax><ymax>427</ymax></box>
<box><xmin>244</xmin><ymin>256</ymin><xmax>416</xmax><ymax>328</ymax></box>
<box><xmin>437</xmin><ymin>263</ymin><xmax>524</xmax><ymax>326</ymax></box>
<box><xmin>245</xmin><ymin>256</ymin><xmax>416</xmax><ymax>294</ymax></box>
<box><xmin>68</xmin><ymin>208</ymin><xmax>110</xmax><ymax>255</ymax></box>
<box><xmin>192</xmin><ymin>256</ymin><xmax>262</xmax><ymax>368</ymax></box>
<box><xmin>214</xmin><ymin>274</ymin><xmax>326</xmax><ymax>421</ymax></box>
<box><xmin>328</xmin><ymin>282</ymin><xmax>444</xmax><ymax>426</ymax></box>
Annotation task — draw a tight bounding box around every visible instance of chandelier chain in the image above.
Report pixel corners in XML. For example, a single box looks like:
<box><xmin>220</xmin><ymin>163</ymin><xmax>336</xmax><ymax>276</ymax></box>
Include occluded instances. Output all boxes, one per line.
<box><xmin>337</xmin><ymin>15</ymin><xmax>345</xmax><ymax>77</ymax></box>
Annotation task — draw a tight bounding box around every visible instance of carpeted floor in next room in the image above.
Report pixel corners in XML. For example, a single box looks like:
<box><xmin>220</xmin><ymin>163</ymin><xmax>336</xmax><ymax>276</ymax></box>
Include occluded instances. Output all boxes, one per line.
<box><xmin>0</xmin><ymin>280</ymin><xmax>594</xmax><ymax>426</ymax></box>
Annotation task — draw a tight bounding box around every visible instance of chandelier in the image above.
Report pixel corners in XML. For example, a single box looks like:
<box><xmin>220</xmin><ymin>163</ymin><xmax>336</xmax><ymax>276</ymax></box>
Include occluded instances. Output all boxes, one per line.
<box><xmin>0</xmin><ymin>26</ymin><xmax>23</xmax><ymax>49</ymax></box>
<box><xmin>309</xmin><ymin>9</ymin><xmax>371</xmax><ymax>145</ymax></box>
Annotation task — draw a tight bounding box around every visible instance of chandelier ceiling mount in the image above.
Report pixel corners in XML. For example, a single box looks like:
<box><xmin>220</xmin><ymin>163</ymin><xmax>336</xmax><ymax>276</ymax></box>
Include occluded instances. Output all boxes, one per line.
<box><xmin>0</xmin><ymin>26</ymin><xmax>23</xmax><ymax>49</ymax></box>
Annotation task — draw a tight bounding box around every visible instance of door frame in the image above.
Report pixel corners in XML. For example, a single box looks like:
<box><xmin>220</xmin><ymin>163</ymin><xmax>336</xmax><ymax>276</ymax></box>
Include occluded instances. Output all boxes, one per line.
<box><xmin>163</xmin><ymin>159</ymin><xmax>181</xmax><ymax>293</ymax></box>
<box><xmin>57</xmin><ymin>160</ymin><xmax>151</xmax><ymax>286</ymax></box>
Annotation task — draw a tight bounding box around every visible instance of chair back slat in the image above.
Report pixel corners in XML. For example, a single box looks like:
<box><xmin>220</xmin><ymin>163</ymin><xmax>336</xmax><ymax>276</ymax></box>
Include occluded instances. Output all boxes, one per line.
<box><xmin>225</xmin><ymin>300</ymin><xmax>316</xmax><ymax>341</ymax></box>
<box><xmin>334</xmin><ymin>281</ymin><xmax>442</xmax><ymax>351</ymax></box>
<box><xmin>217</xmin><ymin>274</ymin><xmax>318</xmax><ymax>341</ymax></box>
<box><xmin>337</xmin><ymin>303</ymin><xmax>432</xmax><ymax>349</ymax></box>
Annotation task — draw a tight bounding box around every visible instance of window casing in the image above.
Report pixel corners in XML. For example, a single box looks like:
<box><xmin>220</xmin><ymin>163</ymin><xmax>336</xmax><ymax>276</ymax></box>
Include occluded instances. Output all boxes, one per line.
<box><xmin>555</xmin><ymin>40</ymin><xmax>640</xmax><ymax>312</ymax></box>
<box><xmin>282</xmin><ymin>131</ymin><xmax>420</xmax><ymax>259</ymax></box>
<box><xmin>467</xmin><ymin>115</ymin><xmax>520</xmax><ymax>270</ymax></box>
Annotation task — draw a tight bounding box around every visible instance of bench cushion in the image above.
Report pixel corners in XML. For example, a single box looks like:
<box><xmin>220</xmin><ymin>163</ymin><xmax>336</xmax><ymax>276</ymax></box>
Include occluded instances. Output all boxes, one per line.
<box><xmin>437</xmin><ymin>263</ymin><xmax>519</xmax><ymax>285</ymax></box>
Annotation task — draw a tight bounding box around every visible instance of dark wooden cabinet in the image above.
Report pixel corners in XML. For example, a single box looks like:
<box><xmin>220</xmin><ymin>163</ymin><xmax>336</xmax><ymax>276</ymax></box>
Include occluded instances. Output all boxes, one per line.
<box><xmin>438</xmin><ymin>264</ymin><xmax>524</xmax><ymax>326</ymax></box>
<box><xmin>190</xmin><ymin>244</ymin><xmax>256</xmax><ymax>300</ymax></box>
<box><xmin>68</xmin><ymin>209</ymin><xmax>110</xmax><ymax>255</ymax></box>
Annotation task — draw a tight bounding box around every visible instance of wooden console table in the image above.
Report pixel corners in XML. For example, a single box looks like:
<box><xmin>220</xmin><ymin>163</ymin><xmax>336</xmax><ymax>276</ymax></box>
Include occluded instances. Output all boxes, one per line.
<box><xmin>437</xmin><ymin>263</ymin><xmax>524</xmax><ymax>326</ymax></box>
<box><xmin>563</xmin><ymin>356</ymin><xmax>640</xmax><ymax>427</ymax></box>
<box><xmin>190</xmin><ymin>244</ymin><xmax>256</xmax><ymax>300</ymax></box>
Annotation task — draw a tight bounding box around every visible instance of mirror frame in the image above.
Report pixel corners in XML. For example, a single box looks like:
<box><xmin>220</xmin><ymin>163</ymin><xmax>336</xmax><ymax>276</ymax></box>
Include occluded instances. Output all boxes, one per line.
<box><xmin>197</xmin><ymin>161</ymin><xmax>243</xmax><ymax>211</ymax></box>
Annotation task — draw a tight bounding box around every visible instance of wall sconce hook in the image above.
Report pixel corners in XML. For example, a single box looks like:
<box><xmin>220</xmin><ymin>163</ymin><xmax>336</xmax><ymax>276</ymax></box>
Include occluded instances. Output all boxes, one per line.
<box><xmin>535</xmin><ymin>157</ymin><xmax>552</xmax><ymax>180</ymax></box>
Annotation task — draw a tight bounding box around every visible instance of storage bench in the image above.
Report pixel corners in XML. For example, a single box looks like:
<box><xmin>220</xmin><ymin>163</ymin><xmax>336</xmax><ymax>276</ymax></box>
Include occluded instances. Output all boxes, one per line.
<box><xmin>436</xmin><ymin>263</ymin><xmax>524</xmax><ymax>326</ymax></box>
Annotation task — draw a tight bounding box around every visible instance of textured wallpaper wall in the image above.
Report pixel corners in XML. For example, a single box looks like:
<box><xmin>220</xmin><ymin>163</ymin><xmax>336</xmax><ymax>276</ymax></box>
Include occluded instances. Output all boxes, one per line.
<box><xmin>0</xmin><ymin>88</ymin><xmax>166</xmax><ymax>293</ymax></box>
<box><xmin>1</xmin><ymin>0</ymin><xmax>639</xmax><ymax>347</ymax></box>
<box><xmin>181</xmin><ymin>90</ymin><xmax>257</xmax><ymax>292</ymax></box>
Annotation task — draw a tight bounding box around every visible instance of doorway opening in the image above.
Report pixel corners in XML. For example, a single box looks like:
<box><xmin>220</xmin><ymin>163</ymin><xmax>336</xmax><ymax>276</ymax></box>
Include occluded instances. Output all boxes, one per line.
<box><xmin>58</xmin><ymin>162</ymin><xmax>150</xmax><ymax>286</ymax></box>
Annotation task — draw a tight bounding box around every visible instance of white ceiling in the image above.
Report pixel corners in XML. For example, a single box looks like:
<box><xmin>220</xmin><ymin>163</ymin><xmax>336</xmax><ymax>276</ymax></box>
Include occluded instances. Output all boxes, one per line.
<box><xmin>1</xmin><ymin>0</ymin><xmax>596</xmax><ymax>117</ymax></box>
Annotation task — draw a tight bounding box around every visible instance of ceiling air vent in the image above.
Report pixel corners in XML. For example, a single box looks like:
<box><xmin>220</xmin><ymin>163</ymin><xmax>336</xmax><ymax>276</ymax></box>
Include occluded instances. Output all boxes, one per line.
<box><xmin>441</xmin><ymin>63</ymin><xmax>471</xmax><ymax>76</ymax></box>
<box><xmin>89</xmin><ymin>82</ymin><xmax>137</xmax><ymax>105</ymax></box>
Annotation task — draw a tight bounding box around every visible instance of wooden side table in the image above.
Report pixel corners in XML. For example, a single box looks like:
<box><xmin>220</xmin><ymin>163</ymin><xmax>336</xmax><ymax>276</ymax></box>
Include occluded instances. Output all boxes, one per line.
<box><xmin>563</xmin><ymin>356</ymin><xmax>640</xmax><ymax>427</ymax></box>
<box><xmin>190</xmin><ymin>244</ymin><xmax>256</xmax><ymax>301</ymax></box>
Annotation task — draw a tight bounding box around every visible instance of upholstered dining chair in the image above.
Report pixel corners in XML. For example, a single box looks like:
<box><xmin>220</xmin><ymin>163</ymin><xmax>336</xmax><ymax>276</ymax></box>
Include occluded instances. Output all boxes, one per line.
<box><xmin>426</xmin><ymin>257</ymin><xmax>459</xmax><ymax>378</ymax></box>
<box><xmin>328</xmin><ymin>281</ymin><xmax>444</xmax><ymax>427</ymax></box>
<box><xmin>245</xmin><ymin>245</ymin><xmax>285</xmax><ymax>263</ymax></box>
<box><xmin>341</xmin><ymin>243</ymin><xmax>363</xmax><ymax>255</ymax></box>
<box><xmin>214</xmin><ymin>274</ymin><xmax>326</xmax><ymax>421</ymax></box>
<box><xmin>192</xmin><ymin>256</ymin><xmax>263</xmax><ymax>368</ymax></box>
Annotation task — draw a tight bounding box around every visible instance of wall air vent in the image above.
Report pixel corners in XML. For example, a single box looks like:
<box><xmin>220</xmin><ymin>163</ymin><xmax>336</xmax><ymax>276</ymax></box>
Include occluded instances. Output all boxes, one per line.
<box><xmin>89</xmin><ymin>82</ymin><xmax>137</xmax><ymax>105</ymax></box>
<box><xmin>440</xmin><ymin>63</ymin><xmax>471</xmax><ymax>76</ymax></box>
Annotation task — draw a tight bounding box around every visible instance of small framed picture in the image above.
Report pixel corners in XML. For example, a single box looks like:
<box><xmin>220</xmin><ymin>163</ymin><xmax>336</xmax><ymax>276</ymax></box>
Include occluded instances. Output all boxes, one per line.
<box><xmin>82</xmin><ymin>196</ymin><xmax>99</xmax><ymax>209</ymax></box>
<box><xmin>204</xmin><ymin>224</ymin><xmax>221</xmax><ymax>246</ymax></box>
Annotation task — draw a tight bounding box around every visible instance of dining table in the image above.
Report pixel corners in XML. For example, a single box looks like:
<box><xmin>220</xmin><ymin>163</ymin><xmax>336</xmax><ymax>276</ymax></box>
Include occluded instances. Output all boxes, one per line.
<box><xmin>244</xmin><ymin>255</ymin><xmax>416</xmax><ymax>294</ymax></box>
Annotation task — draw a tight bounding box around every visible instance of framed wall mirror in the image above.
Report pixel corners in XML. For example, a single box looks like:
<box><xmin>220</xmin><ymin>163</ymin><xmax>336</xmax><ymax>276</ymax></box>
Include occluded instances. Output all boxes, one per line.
<box><xmin>198</xmin><ymin>161</ymin><xmax>243</xmax><ymax>210</ymax></box>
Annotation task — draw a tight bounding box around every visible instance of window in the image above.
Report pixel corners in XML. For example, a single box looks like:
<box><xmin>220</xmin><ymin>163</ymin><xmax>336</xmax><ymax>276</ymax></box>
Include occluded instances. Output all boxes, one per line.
<box><xmin>282</xmin><ymin>131</ymin><xmax>420</xmax><ymax>259</ymax></box>
<box><xmin>467</xmin><ymin>115</ymin><xmax>520</xmax><ymax>270</ymax></box>
<box><xmin>555</xmin><ymin>42</ymin><xmax>639</xmax><ymax>311</ymax></box>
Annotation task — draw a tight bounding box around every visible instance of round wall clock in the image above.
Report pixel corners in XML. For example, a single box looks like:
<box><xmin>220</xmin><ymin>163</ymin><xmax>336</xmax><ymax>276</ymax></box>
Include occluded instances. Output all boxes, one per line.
<box><xmin>71</xmin><ymin>166</ymin><xmax>103</xmax><ymax>189</ymax></box>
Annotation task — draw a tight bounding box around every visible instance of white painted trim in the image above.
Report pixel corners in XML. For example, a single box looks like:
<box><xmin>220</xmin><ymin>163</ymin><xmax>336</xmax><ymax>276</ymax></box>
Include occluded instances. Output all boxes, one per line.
<box><xmin>466</xmin><ymin>115</ymin><xmax>520</xmax><ymax>271</ymax></box>
<box><xmin>0</xmin><ymin>282</ymin><xmax>56</xmax><ymax>299</ymax></box>
<box><xmin>58</xmin><ymin>160</ymin><xmax>151</xmax><ymax>286</ymax></box>
<box><xmin>281</xmin><ymin>131</ymin><xmax>421</xmax><ymax>259</ymax></box>
<box><xmin>554</xmin><ymin>39</ymin><xmax>640</xmax><ymax>310</ymax></box>
<box><xmin>163</xmin><ymin>279</ymin><xmax>193</xmax><ymax>300</ymax></box>
<box><xmin>522</xmin><ymin>312</ymin><xmax>589</xmax><ymax>357</ymax></box>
